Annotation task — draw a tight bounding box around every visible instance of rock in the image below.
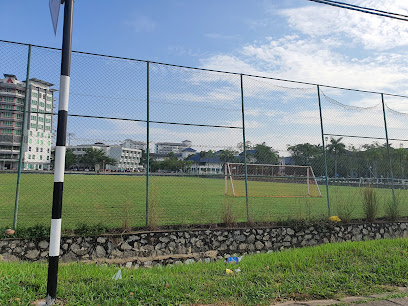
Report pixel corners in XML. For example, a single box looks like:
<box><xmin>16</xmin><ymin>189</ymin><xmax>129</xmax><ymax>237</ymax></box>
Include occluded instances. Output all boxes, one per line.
<box><xmin>287</xmin><ymin>228</ymin><xmax>295</xmax><ymax>235</ymax></box>
<box><xmin>247</xmin><ymin>235</ymin><xmax>255</xmax><ymax>243</ymax></box>
<box><xmin>71</xmin><ymin>244</ymin><xmax>88</xmax><ymax>256</ymax></box>
<box><xmin>38</xmin><ymin>241</ymin><xmax>49</xmax><ymax>249</ymax></box>
<box><xmin>95</xmin><ymin>246</ymin><xmax>106</xmax><ymax>258</ymax></box>
<box><xmin>25</xmin><ymin>250</ymin><xmax>40</xmax><ymax>260</ymax></box>
<box><xmin>159</xmin><ymin>237</ymin><xmax>169</xmax><ymax>243</ymax></box>
<box><xmin>97</xmin><ymin>237</ymin><xmax>106</xmax><ymax>244</ymax></box>
<box><xmin>255</xmin><ymin>241</ymin><xmax>264</xmax><ymax>250</ymax></box>
<box><xmin>125</xmin><ymin>262</ymin><xmax>132</xmax><ymax>269</ymax></box>
<box><xmin>121</xmin><ymin>243</ymin><xmax>132</xmax><ymax>251</ymax></box>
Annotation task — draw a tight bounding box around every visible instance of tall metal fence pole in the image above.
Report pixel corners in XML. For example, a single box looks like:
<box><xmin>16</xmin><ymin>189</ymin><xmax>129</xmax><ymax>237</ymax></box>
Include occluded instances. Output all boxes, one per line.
<box><xmin>317</xmin><ymin>85</ymin><xmax>331</xmax><ymax>217</ymax></box>
<box><xmin>381</xmin><ymin>93</ymin><xmax>396</xmax><ymax>207</ymax></box>
<box><xmin>146</xmin><ymin>61</ymin><xmax>150</xmax><ymax>227</ymax></box>
<box><xmin>240</xmin><ymin>74</ymin><xmax>249</xmax><ymax>222</ymax></box>
<box><xmin>13</xmin><ymin>44</ymin><xmax>31</xmax><ymax>230</ymax></box>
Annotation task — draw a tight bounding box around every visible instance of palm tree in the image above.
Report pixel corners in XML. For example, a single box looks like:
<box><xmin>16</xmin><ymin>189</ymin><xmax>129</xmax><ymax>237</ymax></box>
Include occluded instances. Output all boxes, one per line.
<box><xmin>327</xmin><ymin>137</ymin><xmax>346</xmax><ymax>178</ymax></box>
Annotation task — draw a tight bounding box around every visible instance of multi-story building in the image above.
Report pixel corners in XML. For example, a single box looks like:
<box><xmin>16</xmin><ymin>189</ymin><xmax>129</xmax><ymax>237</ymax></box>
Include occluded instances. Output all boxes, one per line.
<box><xmin>155</xmin><ymin>140</ymin><xmax>192</xmax><ymax>154</ymax></box>
<box><xmin>0</xmin><ymin>74</ymin><xmax>55</xmax><ymax>170</ymax></box>
<box><xmin>121</xmin><ymin>139</ymin><xmax>147</xmax><ymax>151</ymax></box>
<box><xmin>67</xmin><ymin>143</ymin><xmax>142</xmax><ymax>172</ymax></box>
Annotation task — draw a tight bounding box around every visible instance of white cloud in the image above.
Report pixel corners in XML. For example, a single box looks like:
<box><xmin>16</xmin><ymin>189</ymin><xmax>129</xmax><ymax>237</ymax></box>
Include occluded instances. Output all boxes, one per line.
<box><xmin>279</xmin><ymin>0</ymin><xmax>408</xmax><ymax>50</ymax></box>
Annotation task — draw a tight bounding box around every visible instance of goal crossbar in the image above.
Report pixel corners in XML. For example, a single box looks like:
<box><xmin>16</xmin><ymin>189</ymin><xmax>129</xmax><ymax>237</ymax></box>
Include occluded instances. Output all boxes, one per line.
<box><xmin>225</xmin><ymin>162</ymin><xmax>322</xmax><ymax>198</ymax></box>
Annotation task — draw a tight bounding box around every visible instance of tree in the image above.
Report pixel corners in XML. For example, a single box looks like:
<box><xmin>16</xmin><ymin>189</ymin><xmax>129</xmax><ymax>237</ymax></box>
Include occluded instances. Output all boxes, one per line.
<box><xmin>287</xmin><ymin>143</ymin><xmax>321</xmax><ymax>166</ymax></box>
<box><xmin>65</xmin><ymin>149</ymin><xmax>77</xmax><ymax>170</ymax></box>
<box><xmin>254</xmin><ymin>142</ymin><xmax>278</xmax><ymax>164</ymax></box>
<box><xmin>219</xmin><ymin>150</ymin><xmax>239</xmax><ymax>163</ymax></box>
<box><xmin>80</xmin><ymin>148</ymin><xmax>116</xmax><ymax>170</ymax></box>
<box><xmin>327</xmin><ymin>137</ymin><xmax>346</xmax><ymax>178</ymax></box>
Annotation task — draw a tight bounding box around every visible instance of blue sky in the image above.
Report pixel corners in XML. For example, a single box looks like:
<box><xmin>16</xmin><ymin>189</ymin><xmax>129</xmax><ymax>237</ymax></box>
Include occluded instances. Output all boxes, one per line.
<box><xmin>2</xmin><ymin>0</ymin><xmax>408</xmax><ymax>154</ymax></box>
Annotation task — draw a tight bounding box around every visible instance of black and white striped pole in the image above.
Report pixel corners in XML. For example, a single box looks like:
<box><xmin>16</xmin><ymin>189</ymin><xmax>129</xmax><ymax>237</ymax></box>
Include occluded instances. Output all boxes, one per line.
<box><xmin>46</xmin><ymin>0</ymin><xmax>74</xmax><ymax>304</ymax></box>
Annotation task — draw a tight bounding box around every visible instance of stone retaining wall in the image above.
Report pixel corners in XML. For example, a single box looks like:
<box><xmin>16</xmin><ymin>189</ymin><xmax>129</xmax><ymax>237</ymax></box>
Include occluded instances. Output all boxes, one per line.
<box><xmin>1</xmin><ymin>222</ymin><xmax>407</xmax><ymax>267</ymax></box>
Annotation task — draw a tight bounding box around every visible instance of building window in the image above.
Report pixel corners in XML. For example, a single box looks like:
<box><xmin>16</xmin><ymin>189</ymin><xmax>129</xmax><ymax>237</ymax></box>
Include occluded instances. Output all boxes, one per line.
<box><xmin>3</xmin><ymin>129</ymin><xmax>12</xmax><ymax>134</ymax></box>
<box><xmin>45</xmin><ymin>126</ymin><xmax>50</xmax><ymax>130</ymax></box>
<box><xmin>31</xmin><ymin>115</ymin><xmax>37</xmax><ymax>121</ymax></box>
<box><xmin>45</xmin><ymin>118</ymin><xmax>51</xmax><ymax>123</ymax></box>
<box><xmin>47</xmin><ymin>148</ymin><xmax>50</xmax><ymax>153</ymax></box>
<box><xmin>28</xmin><ymin>154</ymin><xmax>31</xmax><ymax>159</ymax></box>
<box><xmin>46</xmin><ymin>104</ymin><xmax>52</xmax><ymax>109</ymax></box>
<box><xmin>16</xmin><ymin>114</ymin><xmax>22</xmax><ymax>119</ymax></box>
<box><xmin>32</xmin><ymin>92</ymin><xmax>38</xmax><ymax>98</ymax></box>
<box><xmin>32</xmin><ymin>155</ymin><xmax>35</xmax><ymax>159</ymax></box>
<box><xmin>40</xmin><ymin>148</ymin><xmax>43</xmax><ymax>152</ymax></box>
<box><xmin>30</xmin><ymin>123</ymin><xmax>36</xmax><ymax>128</ymax></box>
<box><xmin>40</xmin><ymin>155</ymin><xmax>42</xmax><ymax>160</ymax></box>
<box><xmin>47</xmin><ymin>156</ymin><xmax>49</xmax><ymax>160</ymax></box>
<box><xmin>36</xmin><ymin>148</ymin><xmax>39</xmax><ymax>152</ymax></box>
<box><xmin>2</xmin><ymin>113</ymin><xmax>13</xmax><ymax>118</ymax></box>
<box><xmin>15</xmin><ymin>122</ymin><xmax>22</xmax><ymax>127</ymax></box>
<box><xmin>29</xmin><ymin>139</ymin><xmax>32</xmax><ymax>144</ymax></box>
<box><xmin>29</xmin><ymin>147</ymin><xmax>31</xmax><ymax>152</ymax></box>
<box><xmin>32</xmin><ymin>100</ymin><xmax>37</xmax><ymax>105</ymax></box>
<box><xmin>39</xmin><ymin>102</ymin><xmax>45</xmax><ymax>107</ymax></box>
<box><xmin>31</xmin><ymin>107</ymin><xmax>37</xmax><ymax>112</ymax></box>
<box><xmin>2</xmin><ymin>121</ymin><xmax>12</xmax><ymax>126</ymax></box>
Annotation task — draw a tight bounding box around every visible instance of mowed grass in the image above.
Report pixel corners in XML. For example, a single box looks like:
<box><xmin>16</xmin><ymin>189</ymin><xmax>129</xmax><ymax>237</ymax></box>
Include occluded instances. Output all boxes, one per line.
<box><xmin>0</xmin><ymin>173</ymin><xmax>405</xmax><ymax>230</ymax></box>
<box><xmin>1</xmin><ymin>238</ymin><xmax>408</xmax><ymax>305</ymax></box>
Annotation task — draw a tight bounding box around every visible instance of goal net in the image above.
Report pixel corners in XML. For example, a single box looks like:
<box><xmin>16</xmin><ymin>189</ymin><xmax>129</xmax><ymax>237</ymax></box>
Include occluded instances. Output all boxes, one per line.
<box><xmin>225</xmin><ymin>163</ymin><xmax>322</xmax><ymax>198</ymax></box>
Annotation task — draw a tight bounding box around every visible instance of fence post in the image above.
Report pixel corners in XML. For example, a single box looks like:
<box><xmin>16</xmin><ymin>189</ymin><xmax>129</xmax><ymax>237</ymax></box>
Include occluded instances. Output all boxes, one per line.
<box><xmin>146</xmin><ymin>61</ymin><xmax>150</xmax><ymax>227</ymax></box>
<box><xmin>13</xmin><ymin>44</ymin><xmax>31</xmax><ymax>230</ymax></box>
<box><xmin>317</xmin><ymin>85</ymin><xmax>331</xmax><ymax>217</ymax></box>
<box><xmin>240</xmin><ymin>74</ymin><xmax>249</xmax><ymax>222</ymax></box>
<box><xmin>381</xmin><ymin>94</ymin><xmax>396</xmax><ymax>207</ymax></box>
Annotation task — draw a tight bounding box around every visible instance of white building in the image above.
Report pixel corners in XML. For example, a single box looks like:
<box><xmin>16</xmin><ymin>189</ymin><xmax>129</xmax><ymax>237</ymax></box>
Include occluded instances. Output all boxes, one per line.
<box><xmin>107</xmin><ymin>145</ymin><xmax>142</xmax><ymax>172</ymax></box>
<box><xmin>67</xmin><ymin>143</ymin><xmax>142</xmax><ymax>172</ymax></box>
<box><xmin>155</xmin><ymin>140</ymin><xmax>192</xmax><ymax>154</ymax></box>
<box><xmin>121</xmin><ymin>139</ymin><xmax>146</xmax><ymax>151</ymax></box>
<box><xmin>0</xmin><ymin>74</ymin><xmax>55</xmax><ymax>170</ymax></box>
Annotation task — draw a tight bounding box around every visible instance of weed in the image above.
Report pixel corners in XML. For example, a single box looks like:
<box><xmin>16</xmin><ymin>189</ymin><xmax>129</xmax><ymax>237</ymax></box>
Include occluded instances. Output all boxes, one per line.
<box><xmin>222</xmin><ymin>195</ymin><xmax>237</xmax><ymax>227</ymax></box>
<box><xmin>332</xmin><ymin>188</ymin><xmax>356</xmax><ymax>223</ymax></box>
<box><xmin>385</xmin><ymin>190</ymin><xmax>402</xmax><ymax>221</ymax></box>
<box><xmin>362</xmin><ymin>185</ymin><xmax>378</xmax><ymax>222</ymax></box>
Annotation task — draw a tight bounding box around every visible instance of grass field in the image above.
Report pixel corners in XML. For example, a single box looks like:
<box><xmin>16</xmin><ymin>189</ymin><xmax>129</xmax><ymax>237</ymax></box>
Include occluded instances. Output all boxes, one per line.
<box><xmin>1</xmin><ymin>238</ymin><xmax>408</xmax><ymax>305</ymax></box>
<box><xmin>0</xmin><ymin>173</ymin><xmax>404</xmax><ymax>230</ymax></box>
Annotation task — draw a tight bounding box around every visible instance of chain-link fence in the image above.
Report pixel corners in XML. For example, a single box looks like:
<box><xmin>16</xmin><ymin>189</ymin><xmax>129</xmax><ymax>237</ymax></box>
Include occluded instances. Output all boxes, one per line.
<box><xmin>1</xmin><ymin>39</ymin><xmax>407</xmax><ymax>231</ymax></box>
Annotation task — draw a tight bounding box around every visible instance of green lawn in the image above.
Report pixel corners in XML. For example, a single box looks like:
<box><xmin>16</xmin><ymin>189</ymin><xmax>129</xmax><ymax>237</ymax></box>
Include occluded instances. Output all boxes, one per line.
<box><xmin>0</xmin><ymin>173</ymin><xmax>403</xmax><ymax>230</ymax></box>
<box><xmin>1</xmin><ymin>238</ymin><xmax>408</xmax><ymax>305</ymax></box>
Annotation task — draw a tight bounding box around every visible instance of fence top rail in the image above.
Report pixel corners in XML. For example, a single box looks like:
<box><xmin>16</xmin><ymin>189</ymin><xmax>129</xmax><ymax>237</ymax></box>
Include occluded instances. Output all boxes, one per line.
<box><xmin>2</xmin><ymin>39</ymin><xmax>408</xmax><ymax>100</ymax></box>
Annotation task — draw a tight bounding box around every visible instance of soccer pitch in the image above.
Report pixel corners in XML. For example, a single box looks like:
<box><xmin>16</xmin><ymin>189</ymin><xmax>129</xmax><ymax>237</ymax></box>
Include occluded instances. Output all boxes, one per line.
<box><xmin>0</xmin><ymin>173</ymin><xmax>404</xmax><ymax>230</ymax></box>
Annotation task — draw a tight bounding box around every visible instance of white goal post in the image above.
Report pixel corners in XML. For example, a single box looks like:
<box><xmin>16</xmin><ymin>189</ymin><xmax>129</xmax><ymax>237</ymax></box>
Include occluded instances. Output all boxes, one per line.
<box><xmin>225</xmin><ymin>162</ymin><xmax>322</xmax><ymax>198</ymax></box>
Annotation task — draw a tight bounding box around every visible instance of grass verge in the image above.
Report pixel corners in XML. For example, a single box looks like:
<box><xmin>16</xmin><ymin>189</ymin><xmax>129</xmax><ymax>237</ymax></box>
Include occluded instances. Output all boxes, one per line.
<box><xmin>1</xmin><ymin>238</ymin><xmax>408</xmax><ymax>305</ymax></box>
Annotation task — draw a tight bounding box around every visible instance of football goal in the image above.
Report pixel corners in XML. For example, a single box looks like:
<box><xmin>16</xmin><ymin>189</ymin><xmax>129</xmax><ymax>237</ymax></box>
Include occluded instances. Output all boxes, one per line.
<box><xmin>225</xmin><ymin>163</ymin><xmax>322</xmax><ymax>198</ymax></box>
